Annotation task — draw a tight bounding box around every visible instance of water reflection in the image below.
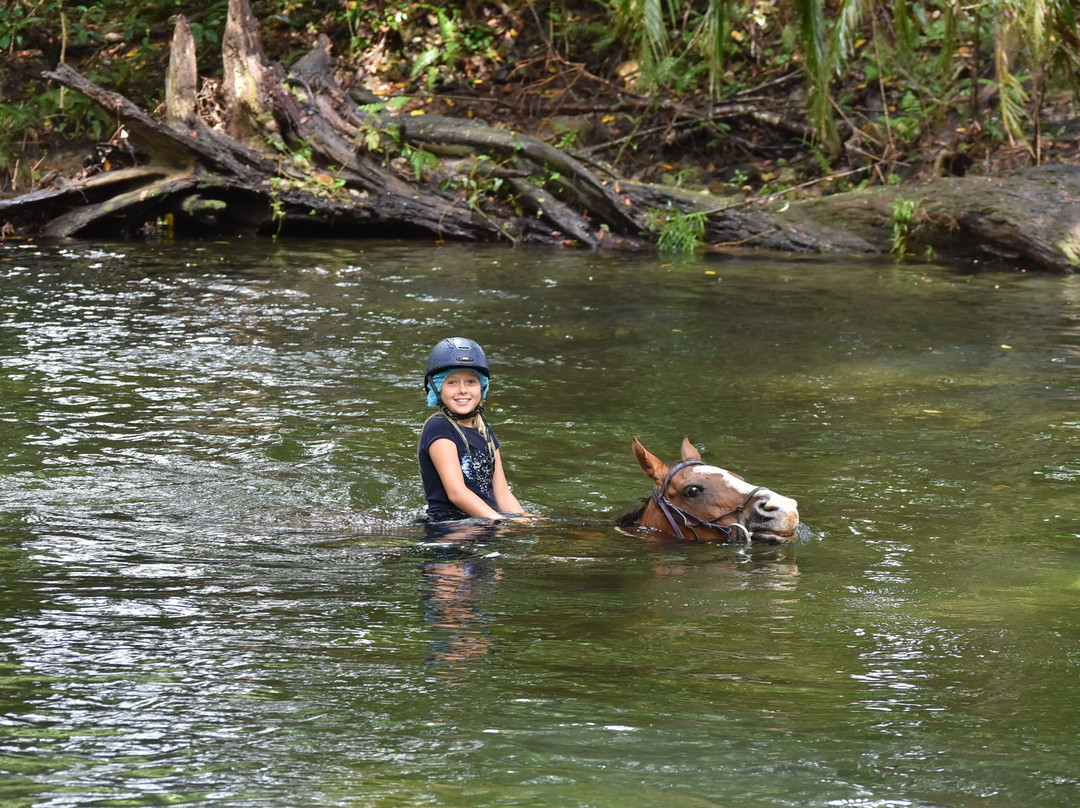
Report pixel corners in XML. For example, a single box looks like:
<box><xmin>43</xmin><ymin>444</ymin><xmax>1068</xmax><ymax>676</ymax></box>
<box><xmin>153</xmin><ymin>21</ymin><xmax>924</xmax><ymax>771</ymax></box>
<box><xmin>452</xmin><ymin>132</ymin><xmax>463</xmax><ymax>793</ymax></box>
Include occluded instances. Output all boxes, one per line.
<box><xmin>422</xmin><ymin>555</ymin><xmax>501</xmax><ymax>674</ymax></box>
<box><xmin>644</xmin><ymin>542</ymin><xmax>801</xmax><ymax>592</ymax></box>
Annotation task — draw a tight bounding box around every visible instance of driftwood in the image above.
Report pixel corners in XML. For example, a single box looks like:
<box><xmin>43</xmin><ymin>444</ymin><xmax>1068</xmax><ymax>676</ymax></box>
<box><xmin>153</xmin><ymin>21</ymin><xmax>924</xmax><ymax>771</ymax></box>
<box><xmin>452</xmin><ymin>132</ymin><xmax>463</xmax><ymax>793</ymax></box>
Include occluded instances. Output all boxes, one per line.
<box><xmin>1</xmin><ymin>0</ymin><xmax>1079</xmax><ymax>271</ymax></box>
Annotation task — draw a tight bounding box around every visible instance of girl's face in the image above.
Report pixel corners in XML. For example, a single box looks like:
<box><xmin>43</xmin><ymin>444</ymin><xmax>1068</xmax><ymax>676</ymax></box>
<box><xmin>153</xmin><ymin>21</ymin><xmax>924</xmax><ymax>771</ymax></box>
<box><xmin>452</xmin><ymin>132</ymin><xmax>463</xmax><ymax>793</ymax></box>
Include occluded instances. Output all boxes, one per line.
<box><xmin>439</xmin><ymin>369</ymin><xmax>484</xmax><ymax>417</ymax></box>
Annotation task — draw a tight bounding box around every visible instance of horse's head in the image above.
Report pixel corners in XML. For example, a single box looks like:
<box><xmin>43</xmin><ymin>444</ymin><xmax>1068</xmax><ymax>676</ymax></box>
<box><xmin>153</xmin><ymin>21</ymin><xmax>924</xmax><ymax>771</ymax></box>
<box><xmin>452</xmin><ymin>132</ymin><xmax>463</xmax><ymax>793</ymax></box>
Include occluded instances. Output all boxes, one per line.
<box><xmin>631</xmin><ymin>437</ymin><xmax>800</xmax><ymax>544</ymax></box>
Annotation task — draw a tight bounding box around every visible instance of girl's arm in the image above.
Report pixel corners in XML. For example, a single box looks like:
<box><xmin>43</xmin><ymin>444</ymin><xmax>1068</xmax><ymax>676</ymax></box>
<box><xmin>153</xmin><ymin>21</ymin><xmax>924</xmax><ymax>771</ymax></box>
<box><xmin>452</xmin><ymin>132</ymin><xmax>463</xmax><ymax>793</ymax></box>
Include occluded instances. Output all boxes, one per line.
<box><xmin>491</xmin><ymin>448</ymin><xmax>526</xmax><ymax>515</ymax></box>
<box><xmin>428</xmin><ymin>438</ymin><xmax>504</xmax><ymax>520</ymax></box>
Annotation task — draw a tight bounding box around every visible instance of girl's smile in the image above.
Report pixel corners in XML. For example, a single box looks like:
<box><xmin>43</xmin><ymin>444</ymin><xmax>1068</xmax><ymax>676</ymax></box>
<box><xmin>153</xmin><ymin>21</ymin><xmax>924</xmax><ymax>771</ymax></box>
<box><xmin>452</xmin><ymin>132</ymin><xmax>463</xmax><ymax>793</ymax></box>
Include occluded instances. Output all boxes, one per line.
<box><xmin>439</xmin><ymin>369</ymin><xmax>484</xmax><ymax>418</ymax></box>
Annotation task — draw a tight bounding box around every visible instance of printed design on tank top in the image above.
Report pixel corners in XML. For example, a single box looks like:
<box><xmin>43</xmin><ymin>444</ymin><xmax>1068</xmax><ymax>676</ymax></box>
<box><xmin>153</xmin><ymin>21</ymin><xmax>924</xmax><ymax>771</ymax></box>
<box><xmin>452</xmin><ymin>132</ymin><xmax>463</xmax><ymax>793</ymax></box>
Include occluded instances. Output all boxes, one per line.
<box><xmin>460</xmin><ymin>440</ymin><xmax>495</xmax><ymax>496</ymax></box>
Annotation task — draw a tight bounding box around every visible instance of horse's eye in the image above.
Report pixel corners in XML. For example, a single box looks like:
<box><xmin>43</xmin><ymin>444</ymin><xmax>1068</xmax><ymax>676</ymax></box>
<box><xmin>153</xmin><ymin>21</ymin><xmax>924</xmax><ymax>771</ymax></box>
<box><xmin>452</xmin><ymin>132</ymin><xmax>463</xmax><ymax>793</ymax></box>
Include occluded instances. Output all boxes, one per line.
<box><xmin>683</xmin><ymin>485</ymin><xmax>703</xmax><ymax>498</ymax></box>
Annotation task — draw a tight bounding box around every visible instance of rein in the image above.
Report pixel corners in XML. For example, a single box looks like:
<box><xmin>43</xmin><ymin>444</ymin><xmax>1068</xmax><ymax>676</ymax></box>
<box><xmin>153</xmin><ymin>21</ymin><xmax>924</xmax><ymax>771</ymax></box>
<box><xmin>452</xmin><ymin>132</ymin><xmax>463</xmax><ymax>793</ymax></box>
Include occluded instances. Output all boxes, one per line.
<box><xmin>650</xmin><ymin>459</ymin><xmax>764</xmax><ymax>543</ymax></box>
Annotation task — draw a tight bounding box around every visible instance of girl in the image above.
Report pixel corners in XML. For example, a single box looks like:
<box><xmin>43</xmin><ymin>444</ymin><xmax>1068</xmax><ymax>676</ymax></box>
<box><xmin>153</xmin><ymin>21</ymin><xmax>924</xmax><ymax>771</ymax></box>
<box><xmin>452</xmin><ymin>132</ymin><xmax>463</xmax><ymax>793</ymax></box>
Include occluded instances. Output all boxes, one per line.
<box><xmin>418</xmin><ymin>337</ymin><xmax>527</xmax><ymax>523</ymax></box>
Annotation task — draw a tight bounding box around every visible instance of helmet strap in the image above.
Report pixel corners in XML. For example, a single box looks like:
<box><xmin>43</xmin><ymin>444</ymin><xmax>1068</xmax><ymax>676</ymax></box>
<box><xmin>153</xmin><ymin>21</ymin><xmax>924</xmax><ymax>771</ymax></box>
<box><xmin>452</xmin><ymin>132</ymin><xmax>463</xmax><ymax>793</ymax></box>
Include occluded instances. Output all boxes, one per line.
<box><xmin>439</xmin><ymin>401</ymin><xmax>483</xmax><ymax>422</ymax></box>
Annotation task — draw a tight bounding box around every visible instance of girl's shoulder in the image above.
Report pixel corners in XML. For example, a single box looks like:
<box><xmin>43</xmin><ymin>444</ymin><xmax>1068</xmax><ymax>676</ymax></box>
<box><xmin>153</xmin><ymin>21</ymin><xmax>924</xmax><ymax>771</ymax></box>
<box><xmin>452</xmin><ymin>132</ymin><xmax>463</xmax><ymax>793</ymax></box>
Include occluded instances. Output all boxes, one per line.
<box><xmin>421</xmin><ymin>412</ymin><xmax>452</xmax><ymax>433</ymax></box>
<box><xmin>420</xmin><ymin>413</ymin><xmax>460</xmax><ymax>446</ymax></box>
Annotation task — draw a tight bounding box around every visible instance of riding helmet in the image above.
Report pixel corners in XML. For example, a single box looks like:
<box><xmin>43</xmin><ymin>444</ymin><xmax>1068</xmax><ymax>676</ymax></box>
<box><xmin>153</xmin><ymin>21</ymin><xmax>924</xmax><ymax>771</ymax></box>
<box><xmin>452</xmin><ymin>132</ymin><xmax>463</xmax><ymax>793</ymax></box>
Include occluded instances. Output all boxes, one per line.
<box><xmin>424</xmin><ymin>337</ymin><xmax>490</xmax><ymax>395</ymax></box>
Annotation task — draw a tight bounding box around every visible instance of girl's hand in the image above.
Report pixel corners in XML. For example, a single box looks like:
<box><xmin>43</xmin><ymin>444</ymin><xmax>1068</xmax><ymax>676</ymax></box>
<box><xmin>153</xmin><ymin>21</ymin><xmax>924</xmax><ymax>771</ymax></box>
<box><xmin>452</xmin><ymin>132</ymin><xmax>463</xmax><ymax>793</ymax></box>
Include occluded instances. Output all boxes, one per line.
<box><xmin>500</xmin><ymin>512</ymin><xmax>545</xmax><ymax>522</ymax></box>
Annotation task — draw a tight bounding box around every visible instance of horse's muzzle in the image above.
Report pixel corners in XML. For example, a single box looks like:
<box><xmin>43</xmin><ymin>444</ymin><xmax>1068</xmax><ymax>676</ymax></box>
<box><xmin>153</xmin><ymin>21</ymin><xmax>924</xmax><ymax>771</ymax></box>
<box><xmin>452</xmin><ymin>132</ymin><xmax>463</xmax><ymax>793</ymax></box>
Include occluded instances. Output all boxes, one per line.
<box><xmin>747</xmin><ymin>491</ymin><xmax>800</xmax><ymax>543</ymax></box>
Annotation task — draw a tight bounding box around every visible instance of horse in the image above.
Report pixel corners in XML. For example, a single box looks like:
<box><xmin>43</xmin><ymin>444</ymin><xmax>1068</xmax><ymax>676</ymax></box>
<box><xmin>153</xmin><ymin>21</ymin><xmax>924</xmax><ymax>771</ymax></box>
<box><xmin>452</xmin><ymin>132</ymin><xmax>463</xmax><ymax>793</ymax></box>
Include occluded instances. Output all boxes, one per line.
<box><xmin>619</xmin><ymin>438</ymin><xmax>801</xmax><ymax>544</ymax></box>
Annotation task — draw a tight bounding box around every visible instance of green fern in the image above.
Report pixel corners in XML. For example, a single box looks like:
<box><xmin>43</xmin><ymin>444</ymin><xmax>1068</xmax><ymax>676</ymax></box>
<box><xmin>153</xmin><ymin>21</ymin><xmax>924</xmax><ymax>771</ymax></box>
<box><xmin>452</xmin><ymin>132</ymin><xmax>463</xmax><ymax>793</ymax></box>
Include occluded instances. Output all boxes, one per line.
<box><xmin>650</xmin><ymin>208</ymin><xmax>707</xmax><ymax>254</ymax></box>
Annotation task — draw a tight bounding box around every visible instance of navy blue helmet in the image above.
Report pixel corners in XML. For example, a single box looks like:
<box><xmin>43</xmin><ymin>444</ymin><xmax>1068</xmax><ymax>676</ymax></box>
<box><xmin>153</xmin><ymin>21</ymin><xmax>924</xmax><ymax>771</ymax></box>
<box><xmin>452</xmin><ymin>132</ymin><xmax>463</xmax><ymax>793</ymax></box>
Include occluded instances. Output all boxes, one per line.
<box><xmin>424</xmin><ymin>337</ymin><xmax>490</xmax><ymax>394</ymax></box>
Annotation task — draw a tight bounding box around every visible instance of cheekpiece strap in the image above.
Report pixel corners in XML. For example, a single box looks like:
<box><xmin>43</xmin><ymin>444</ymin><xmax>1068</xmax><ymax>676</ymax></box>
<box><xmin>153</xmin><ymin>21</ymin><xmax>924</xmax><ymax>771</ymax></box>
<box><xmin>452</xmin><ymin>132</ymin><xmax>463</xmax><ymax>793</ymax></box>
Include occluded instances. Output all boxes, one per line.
<box><xmin>651</xmin><ymin>459</ymin><xmax>761</xmax><ymax>543</ymax></box>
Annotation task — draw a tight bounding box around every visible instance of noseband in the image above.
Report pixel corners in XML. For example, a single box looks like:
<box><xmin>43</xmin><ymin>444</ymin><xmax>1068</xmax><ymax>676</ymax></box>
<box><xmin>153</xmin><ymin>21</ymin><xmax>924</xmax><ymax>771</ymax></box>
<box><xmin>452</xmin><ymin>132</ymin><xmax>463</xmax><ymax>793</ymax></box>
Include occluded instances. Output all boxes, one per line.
<box><xmin>651</xmin><ymin>459</ymin><xmax>764</xmax><ymax>543</ymax></box>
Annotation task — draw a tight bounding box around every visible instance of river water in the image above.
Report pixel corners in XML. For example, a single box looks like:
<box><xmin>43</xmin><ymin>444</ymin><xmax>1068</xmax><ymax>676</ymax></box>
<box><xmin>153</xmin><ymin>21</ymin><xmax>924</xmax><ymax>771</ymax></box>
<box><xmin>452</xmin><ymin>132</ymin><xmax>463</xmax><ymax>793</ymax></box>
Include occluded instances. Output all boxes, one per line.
<box><xmin>0</xmin><ymin>239</ymin><xmax>1078</xmax><ymax>807</ymax></box>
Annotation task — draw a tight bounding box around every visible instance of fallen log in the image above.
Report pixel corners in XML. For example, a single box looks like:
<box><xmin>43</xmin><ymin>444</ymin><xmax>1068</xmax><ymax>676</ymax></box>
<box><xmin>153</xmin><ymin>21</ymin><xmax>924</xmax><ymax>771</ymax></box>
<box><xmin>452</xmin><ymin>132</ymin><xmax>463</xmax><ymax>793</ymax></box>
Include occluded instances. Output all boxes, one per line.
<box><xmin>0</xmin><ymin>0</ymin><xmax>1077</xmax><ymax>271</ymax></box>
<box><xmin>770</xmin><ymin>165</ymin><xmax>1080</xmax><ymax>270</ymax></box>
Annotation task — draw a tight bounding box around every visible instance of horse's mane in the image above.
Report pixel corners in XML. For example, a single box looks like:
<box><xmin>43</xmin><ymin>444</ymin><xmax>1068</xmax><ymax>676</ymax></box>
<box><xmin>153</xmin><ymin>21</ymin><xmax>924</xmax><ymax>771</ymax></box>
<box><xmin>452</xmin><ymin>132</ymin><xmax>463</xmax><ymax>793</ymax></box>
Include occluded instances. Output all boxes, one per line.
<box><xmin>615</xmin><ymin>496</ymin><xmax>649</xmax><ymax>529</ymax></box>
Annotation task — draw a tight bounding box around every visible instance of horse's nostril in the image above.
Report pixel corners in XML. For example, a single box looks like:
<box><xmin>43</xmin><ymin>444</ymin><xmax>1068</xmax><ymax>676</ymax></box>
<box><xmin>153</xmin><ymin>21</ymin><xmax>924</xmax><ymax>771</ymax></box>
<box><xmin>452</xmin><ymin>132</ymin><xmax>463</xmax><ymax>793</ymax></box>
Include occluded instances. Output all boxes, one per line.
<box><xmin>756</xmin><ymin>497</ymin><xmax>778</xmax><ymax>514</ymax></box>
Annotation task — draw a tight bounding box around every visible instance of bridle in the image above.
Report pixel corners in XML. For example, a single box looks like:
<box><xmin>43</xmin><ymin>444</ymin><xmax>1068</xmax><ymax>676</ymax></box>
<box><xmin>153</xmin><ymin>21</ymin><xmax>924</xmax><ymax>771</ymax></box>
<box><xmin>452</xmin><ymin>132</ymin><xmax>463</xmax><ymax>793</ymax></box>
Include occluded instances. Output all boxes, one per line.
<box><xmin>650</xmin><ymin>459</ymin><xmax>764</xmax><ymax>543</ymax></box>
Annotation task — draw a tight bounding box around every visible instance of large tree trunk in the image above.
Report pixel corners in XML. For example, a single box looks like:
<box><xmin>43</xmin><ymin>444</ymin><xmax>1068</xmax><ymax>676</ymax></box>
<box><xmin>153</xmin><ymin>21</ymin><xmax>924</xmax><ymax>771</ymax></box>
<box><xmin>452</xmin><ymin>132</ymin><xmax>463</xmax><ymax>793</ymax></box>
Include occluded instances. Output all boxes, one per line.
<box><xmin>1</xmin><ymin>0</ymin><xmax>1078</xmax><ymax>272</ymax></box>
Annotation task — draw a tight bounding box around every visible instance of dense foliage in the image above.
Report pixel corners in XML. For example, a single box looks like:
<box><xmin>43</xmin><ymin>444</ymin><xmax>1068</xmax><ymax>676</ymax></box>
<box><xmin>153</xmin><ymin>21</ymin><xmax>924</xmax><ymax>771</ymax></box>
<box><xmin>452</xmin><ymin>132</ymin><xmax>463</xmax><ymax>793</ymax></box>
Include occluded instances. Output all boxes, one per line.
<box><xmin>2</xmin><ymin>1</ymin><xmax>1078</xmax><ymax>194</ymax></box>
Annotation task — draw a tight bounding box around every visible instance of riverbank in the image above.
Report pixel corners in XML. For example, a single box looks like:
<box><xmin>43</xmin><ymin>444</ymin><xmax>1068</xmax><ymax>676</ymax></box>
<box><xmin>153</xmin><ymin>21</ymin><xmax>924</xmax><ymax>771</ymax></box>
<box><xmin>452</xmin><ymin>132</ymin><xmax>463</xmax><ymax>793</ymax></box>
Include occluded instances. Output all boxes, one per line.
<box><xmin>2</xmin><ymin>0</ymin><xmax>1079</xmax><ymax>270</ymax></box>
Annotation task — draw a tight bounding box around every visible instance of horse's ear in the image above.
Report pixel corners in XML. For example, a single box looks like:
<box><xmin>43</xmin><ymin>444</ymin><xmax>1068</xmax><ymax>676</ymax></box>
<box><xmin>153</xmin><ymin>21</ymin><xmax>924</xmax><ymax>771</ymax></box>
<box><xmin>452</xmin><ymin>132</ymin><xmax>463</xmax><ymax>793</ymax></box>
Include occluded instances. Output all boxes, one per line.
<box><xmin>681</xmin><ymin>438</ymin><xmax>702</xmax><ymax>462</ymax></box>
<box><xmin>632</xmin><ymin>437</ymin><xmax>668</xmax><ymax>483</ymax></box>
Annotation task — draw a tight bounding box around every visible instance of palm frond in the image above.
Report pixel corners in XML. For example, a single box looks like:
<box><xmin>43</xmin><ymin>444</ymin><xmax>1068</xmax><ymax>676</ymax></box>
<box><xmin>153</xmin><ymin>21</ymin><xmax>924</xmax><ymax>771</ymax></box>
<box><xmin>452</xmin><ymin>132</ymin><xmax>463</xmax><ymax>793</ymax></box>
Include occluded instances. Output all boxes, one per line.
<box><xmin>793</xmin><ymin>0</ymin><xmax>839</xmax><ymax>153</ymax></box>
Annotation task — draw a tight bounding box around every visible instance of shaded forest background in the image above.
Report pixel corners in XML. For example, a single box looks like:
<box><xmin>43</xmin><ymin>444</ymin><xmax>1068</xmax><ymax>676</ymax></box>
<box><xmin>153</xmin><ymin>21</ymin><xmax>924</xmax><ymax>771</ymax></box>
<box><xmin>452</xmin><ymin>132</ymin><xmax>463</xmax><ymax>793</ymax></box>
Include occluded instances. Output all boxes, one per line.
<box><xmin>1</xmin><ymin>0</ymin><xmax>1079</xmax><ymax>245</ymax></box>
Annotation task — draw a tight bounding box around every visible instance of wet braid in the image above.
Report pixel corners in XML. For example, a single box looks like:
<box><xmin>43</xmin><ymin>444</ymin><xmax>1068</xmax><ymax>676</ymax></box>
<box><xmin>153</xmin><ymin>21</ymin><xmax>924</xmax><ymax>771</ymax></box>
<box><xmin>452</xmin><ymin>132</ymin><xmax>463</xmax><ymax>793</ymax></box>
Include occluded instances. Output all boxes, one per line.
<box><xmin>472</xmin><ymin>407</ymin><xmax>497</xmax><ymax>460</ymax></box>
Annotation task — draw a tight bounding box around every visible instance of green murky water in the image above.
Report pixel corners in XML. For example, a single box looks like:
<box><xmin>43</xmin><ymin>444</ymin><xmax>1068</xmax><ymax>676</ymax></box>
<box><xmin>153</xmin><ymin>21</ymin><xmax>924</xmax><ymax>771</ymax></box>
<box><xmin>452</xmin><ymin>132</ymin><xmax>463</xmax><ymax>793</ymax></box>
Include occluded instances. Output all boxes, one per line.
<box><xmin>0</xmin><ymin>239</ymin><xmax>1078</xmax><ymax>807</ymax></box>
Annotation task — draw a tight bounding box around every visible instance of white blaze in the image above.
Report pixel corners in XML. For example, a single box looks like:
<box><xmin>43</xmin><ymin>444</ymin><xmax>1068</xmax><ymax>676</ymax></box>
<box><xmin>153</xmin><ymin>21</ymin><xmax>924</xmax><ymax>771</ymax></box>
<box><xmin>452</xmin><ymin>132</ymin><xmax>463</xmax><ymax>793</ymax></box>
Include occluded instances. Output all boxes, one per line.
<box><xmin>689</xmin><ymin>466</ymin><xmax>799</xmax><ymax>513</ymax></box>
<box><xmin>690</xmin><ymin>465</ymin><xmax>756</xmax><ymax>495</ymax></box>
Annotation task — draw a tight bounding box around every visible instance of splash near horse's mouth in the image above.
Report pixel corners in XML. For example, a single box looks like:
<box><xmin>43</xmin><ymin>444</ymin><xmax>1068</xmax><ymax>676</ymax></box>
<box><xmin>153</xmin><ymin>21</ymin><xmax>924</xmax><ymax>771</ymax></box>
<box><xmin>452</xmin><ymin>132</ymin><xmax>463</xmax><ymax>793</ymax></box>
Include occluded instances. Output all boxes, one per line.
<box><xmin>750</xmin><ymin>529</ymin><xmax>799</xmax><ymax>545</ymax></box>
